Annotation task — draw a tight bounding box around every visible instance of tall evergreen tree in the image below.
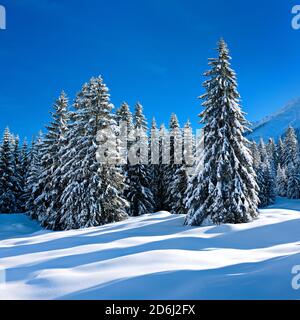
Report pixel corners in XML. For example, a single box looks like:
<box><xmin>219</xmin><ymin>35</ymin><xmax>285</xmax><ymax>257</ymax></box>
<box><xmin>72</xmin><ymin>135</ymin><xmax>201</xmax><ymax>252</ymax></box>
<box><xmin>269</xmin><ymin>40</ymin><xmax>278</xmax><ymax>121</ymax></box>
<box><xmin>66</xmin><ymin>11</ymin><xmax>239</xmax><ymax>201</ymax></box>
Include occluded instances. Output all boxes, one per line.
<box><xmin>183</xmin><ymin>120</ymin><xmax>196</xmax><ymax>174</ymax></box>
<box><xmin>116</xmin><ymin>102</ymin><xmax>134</xmax><ymax>130</ymax></box>
<box><xmin>170</xmin><ymin>165</ymin><xmax>188</xmax><ymax>215</ymax></box>
<box><xmin>25</xmin><ymin>133</ymin><xmax>43</xmax><ymax>218</ymax></box>
<box><xmin>156</xmin><ymin>123</ymin><xmax>170</xmax><ymax>211</ymax></box>
<box><xmin>150</xmin><ymin>117</ymin><xmax>161</xmax><ymax>211</ymax></box>
<box><xmin>126</xmin><ymin>103</ymin><xmax>154</xmax><ymax>216</ymax></box>
<box><xmin>60</xmin><ymin>76</ymin><xmax>128</xmax><ymax>229</ymax></box>
<box><xmin>255</xmin><ymin>139</ymin><xmax>276</xmax><ymax>206</ymax></box>
<box><xmin>19</xmin><ymin>138</ymin><xmax>30</xmax><ymax>212</ymax></box>
<box><xmin>287</xmin><ymin>163</ymin><xmax>300</xmax><ymax>199</ymax></box>
<box><xmin>11</xmin><ymin>135</ymin><xmax>23</xmax><ymax>212</ymax></box>
<box><xmin>283</xmin><ymin>126</ymin><xmax>298</xmax><ymax>168</ymax></box>
<box><xmin>0</xmin><ymin>128</ymin><xmax>17</xmax><ymax>213</ymax></box>
<box><xmin>115</xmin><ymin>102</ymin><xmax>134</xmax><ymax>210</ymax></box>
<box><xmin>185</xmin><ymin>39</ymin><xmax>259</xmax><ymax>226</ymax></box>
<box><xmin>35</xmin><ymin>92</ymin><xmax>70</xmax><ymax>229</ymax></box>
<box><xmin>258</xmin><ymin>139</ymin><xmax>268</xmax><ymax>163</ymax></box>
<box><xmin>250</xmin><ymin>141</ymin><xmax>261</xmax><ymax>169</ymax></box>
<box><xmin>166</xmin><ymin>113</ymin><xmax>183</xmax><ymax>213</ymax></box>
<box><xmin>257</xmin><ymin>162</ymin><xmax>276</xmax><ymax>207</ymax></box>
<box><xmin>116</xmin><ymin>101</ymin><xmax>134</xmax><ymax>162</ymax></box>
<box><xmin>276</xmin><ymin>165</ymin><xmax>287</xmax><ymax>197</ymax></box>
<box><xmin>277</xmin><ymin>138</ymin><xmax>285</xmax><ymax>168</ymax></box>
<box><xmin>266</xmin><ymin>138</ymin><xmax>277</xmax><ymax>172</ymax></box>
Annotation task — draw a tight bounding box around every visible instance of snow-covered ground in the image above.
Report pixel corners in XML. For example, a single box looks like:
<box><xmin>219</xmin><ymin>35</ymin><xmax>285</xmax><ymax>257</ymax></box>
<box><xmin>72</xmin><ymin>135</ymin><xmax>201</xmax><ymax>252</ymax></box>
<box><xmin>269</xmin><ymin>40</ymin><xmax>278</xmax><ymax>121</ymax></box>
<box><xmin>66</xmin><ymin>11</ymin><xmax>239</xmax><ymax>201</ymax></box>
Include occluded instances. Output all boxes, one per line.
<box><xmin>0</xmin><ymin>198</ymin><xmax>300</xmax><ymax>300</ymax></box>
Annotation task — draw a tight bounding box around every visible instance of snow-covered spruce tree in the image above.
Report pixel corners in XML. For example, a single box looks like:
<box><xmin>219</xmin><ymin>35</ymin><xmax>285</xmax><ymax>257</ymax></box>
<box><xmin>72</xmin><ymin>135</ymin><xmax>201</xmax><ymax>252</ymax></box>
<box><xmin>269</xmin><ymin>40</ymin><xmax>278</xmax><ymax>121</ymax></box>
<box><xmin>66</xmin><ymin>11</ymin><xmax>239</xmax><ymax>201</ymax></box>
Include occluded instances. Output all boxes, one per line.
<box><xmin>250</xmin><ymin>141</ymin><xmax>261</xmax><ymax>169</ymax></box>
<box><xmin>115</xmin><ymin>102</ymin><xmax>134</xmax><ymax>210</ymax></box>
<box><xmin>116</xmin><ymin>102</ymin><xmax>134</xmax><ymax>159</ymax></box>
<box><xmin>266</xmin><ymin>138</ymin><xmax>278</xmax><ymax>173</ymax></box>
<box><xmin>59</xmin><ymin>76</ymin><xmax>128</xmax><ymax>230</ymax></box>
<box><xmin>258</xmin><ymin>139</ymin><xmax>268</xmax><ymax>163</ymax></box>
<box><xmin>11</xmin><ymin>135</ymin><xmax>23</xmax><ymax>212</ymax></box>
<box><xmin>0</xmin><ymin>128</ymin><xmax>17</xmax><ymax>213</ymax></box>
<box><xmin>277</xmin><ymin>138</ymin><xmax>285</xmax><ymax>168</ymax></box>
<box><xmin>169</xmin><ymin>165</ymin><xmax>189</xmax><ymax>215</ymax></box>
<box><xmin>126</xmin><ymin>103</ymin><xmax>154</xmax><ymax>216</ymax></box>
<box><xmin>116</xmin><ymin>102</ymin><xmax>134</xmax><ymax>130</ymax></box>
<box><xmin>155</xmin><ymin>123</ymin><xmax>170</xmax><ymax>211</ymax></box>
<box><xmin>250</xmin><ymin>140</ymin><xmax>274</xmax><ymax>207</ymax></box>
<box><xmin>276</xmin><ymin>165</ymin><xmax>287</xmax><ymax>197</ymax></box>
<box><xmin>283</xmin><ymin>126</ymin><xmax>298</xmax><ymax>168</ymax></box>
<box><xmin>185</xmin><ymin>39</ymin><xmax>259</xmax><ymax>226</ymax></box>
<box><xmin>166</xmin><ymin>113</ymin><xmax>184</xmax><ymax>213</ymax></box>
<box><xmin>167</xmin><ymin>119</ymin><xmax>195</xmax><ymax>215</ymax></box>
<box><xmin>257</xmin><ymin>162</ymin><xmax>276</xmax><ymax>207</ymax></box>
<box><xmin>35</xmin><ymin>92</ymin><xmax>70</xmax><ymax>229</ymax></box>
<box><xmin>149</xmin><ymin>117</ymin><xmax>161</xmax><ymax>211</ymax></box>
<box><xmin>287</xmin><ymin>163</ymin><xmax>300</xmax><ymax>199</ymax></box>
<box><xmin>164</xmin><ymin>113</ymin><xmax>183</xmax><ymax>213</ymax></box>
<box><xmin>19</xmin><ymin>139</ymin><xmax>30</xmax><ymax>212</ymax></box>
<box><xmin>25</xmin><ymin>133</ymin><xmax>44</xmax><ymax>219</ymax></box>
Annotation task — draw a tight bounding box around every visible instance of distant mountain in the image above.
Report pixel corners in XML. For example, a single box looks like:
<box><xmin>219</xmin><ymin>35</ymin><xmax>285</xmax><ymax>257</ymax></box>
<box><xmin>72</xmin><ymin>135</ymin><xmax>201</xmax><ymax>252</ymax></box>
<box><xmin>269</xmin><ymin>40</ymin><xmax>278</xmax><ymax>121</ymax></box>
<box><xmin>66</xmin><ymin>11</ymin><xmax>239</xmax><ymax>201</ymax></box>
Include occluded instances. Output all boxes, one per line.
<box><xmin>247</xmin><ymin>98</ymin><xmax>300</xmax><ymax>142</ymax></box>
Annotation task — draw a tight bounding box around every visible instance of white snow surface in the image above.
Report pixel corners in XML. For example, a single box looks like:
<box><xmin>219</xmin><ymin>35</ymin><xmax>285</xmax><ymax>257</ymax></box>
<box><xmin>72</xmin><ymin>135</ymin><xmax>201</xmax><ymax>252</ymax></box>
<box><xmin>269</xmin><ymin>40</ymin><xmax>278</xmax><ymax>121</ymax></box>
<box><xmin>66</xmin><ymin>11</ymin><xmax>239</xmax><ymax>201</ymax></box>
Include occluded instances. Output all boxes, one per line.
<box><xmin>247</xmin><ymin>98</ymin><xmax>300</xmax><ymax>142</ymax></box>
<box><xmin>1</xmin><ymin>198</ymin><xmax>300</xmax><ymax>300</ymax></box>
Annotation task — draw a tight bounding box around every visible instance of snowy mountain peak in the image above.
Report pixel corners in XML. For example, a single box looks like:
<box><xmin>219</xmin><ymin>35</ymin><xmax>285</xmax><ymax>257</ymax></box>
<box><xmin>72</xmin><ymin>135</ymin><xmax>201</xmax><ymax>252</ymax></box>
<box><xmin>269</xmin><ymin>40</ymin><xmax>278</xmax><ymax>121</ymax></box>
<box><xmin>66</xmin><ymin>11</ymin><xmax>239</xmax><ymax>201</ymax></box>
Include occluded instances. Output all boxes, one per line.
<box><xmin>248</xmin><ymin>98</ymin><xmax>300</xmax><ymax>142</ymax></box>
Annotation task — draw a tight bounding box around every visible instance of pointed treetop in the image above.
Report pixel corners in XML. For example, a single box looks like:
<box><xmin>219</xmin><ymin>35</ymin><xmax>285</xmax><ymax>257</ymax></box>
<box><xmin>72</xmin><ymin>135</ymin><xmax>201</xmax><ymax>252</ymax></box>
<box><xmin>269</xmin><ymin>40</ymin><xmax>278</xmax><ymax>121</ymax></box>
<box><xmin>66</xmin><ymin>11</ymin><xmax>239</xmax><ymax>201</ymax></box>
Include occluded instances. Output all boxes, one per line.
<box><xmin>151</xmin><ymin>117</ymin><xmax>157</xmax><ymax>130</ymax></box>
<box><xmin>116</xmin><ymin>102</ymin><xmax>133</xmax><ymax>131</ymax></box>
<box><xmin>169</xmin><ymin>113</ymin><xmax>179</xmax><ymax>129</ymax></box>
<box><xmin>134</xmin><ymin>102</ymin><xmax>147</xmax><ymax>130</ymax></box>
<box><xmin>116</xmin><ymin>102</ymin><xmax>132</xmax><ymax>117</ymax></box>
<box><xmin>184</xmin><ymin>119</ymin><xmax>192</xmax><ymax>129</ymax></box>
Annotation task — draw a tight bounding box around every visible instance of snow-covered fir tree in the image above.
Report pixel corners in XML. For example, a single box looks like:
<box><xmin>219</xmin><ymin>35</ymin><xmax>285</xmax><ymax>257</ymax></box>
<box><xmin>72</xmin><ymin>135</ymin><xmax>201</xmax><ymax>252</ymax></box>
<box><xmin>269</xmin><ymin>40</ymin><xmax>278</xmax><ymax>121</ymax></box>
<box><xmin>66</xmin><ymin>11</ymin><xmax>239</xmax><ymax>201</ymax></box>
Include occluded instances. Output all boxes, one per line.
<box><xmin>59</xmin><ymin>76</ymin><xmax>128</xmax><ymax>229</ymax></box>
<box><xmin>25</xmin><ymin>133</ymin><xmax>44</xmax><ymax>218</ymax></box>
<box><xmin>286</xmin><ymin>163</ymin><xmax>300</xmax><ymax>199</ymax></box>
<box><xmin>126</xmin><ymin>103</ymin><xmax>154</xmax><ymax>216</ymax></box>
<box><xmin>11</xmin><ymin>135</ymin><xmax>23</xmax><ymax>212</ymax></box>
<box><xmin>276</xmin><ymin>165</ymin><xmax>288</xmax><ymax>197</ymax></box>
<box><xmin>266</xmin><ymin>138</ymin><xmax>278</xmax><ymax>172</ymax></box>
<box><xmin>250</xmin><ymin>141</ymin><xmax>261</xmax><ymax>169</ymax></box>
<box><xmin>182</xmin><ymin>119</ymin><xmax>196</xmax><ymax>174</ymax></box>
<box><xmin>115</xmin><ymin>101</ymin><xmax>134</xmax><ymax>161</ymax></box>
<box><xmin>0</xmin><ymin>128</ymin><xmax>18</xmax><ymax>213</ymax></box>
<box><xmin>257</xmin><ymin>162</ymin><xmax>276</xmax><ymax>207</ymax></box>
<box><xmin>283</xmin><ymin>126</ymin><xmax>298</xmax><ymax>168</ymax></box>
<box><xmin>170</xmin><ymin>165</ymin><xmax>188</xmax><ymax>215</ymax></box>
<box><xmin>149</xmin><ymin>117</ymin><xmax>161</xmax><ymax>211</ymax></box>
<box><xmin>155</xmin><ymin>123</ymin><xmax>170</xmax><ymax>211</ymax></box>
<box><xmin>19</xmin><ymin>139</ymin><xmax>30</xmax><ymax>212</ymax></box>
<box><xmin>116</xmin><ymin>102</ymin><xmax>134</xmax><ymax>129</ymax></box>
<box><xmin>166</xmin><ymin>114</ymin><xmax>189</xmax><ymax>214</ymax></box>
<box><xmin>115</xmin><ymin>102</ymin><xmax>134</xmax><ymax>210</ymax></box>
<box><xmin>34</xmin><ymin>92</ymin><xmax>70</xmax><ymax>229</ymax></box>
<box><xmin>277</xmin><ymin>138</ymin><xmax>285</xmax><ymax>168</ymax></box>
<box><xmin>185</xmin><ymin>39</ymin><xmax>259</xmax><ymax>226</ymax></box>
<box><xmin>258</xmin><ymin>139</ymin><xmax>268</xmax><ymax>163</ymax></box>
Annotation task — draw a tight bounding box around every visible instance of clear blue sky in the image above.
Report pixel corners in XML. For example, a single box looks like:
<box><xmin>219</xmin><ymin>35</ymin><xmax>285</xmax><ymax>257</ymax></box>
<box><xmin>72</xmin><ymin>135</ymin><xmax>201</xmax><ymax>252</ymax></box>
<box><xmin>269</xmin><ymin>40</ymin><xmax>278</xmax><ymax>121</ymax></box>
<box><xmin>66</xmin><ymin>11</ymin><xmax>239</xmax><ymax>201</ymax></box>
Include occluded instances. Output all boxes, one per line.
<box><xmin>0</xmin><ymin>0</ymin><xmax>300</xmax><ymax>139</ymax></box>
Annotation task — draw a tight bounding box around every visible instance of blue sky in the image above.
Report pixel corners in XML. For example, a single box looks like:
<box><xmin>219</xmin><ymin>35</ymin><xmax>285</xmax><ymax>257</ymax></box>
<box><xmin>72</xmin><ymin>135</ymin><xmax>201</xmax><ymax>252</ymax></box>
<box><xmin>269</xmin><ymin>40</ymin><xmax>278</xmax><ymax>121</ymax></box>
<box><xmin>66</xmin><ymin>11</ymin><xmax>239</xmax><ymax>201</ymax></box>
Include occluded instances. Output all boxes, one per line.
<box><xmin>0</xmin><ymin>0</ymin><xmax>300</xmax><ymax>139</ymax></box>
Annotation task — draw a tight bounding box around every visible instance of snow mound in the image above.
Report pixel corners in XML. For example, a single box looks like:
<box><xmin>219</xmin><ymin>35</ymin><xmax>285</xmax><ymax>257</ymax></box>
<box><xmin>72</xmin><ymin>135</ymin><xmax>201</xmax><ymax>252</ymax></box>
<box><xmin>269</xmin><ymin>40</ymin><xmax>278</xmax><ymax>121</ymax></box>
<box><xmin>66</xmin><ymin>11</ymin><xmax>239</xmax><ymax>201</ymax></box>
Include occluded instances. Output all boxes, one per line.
<box><xmin>0</xmin><ymin>198</ymin><xmax>300</xmax><ymax>300</ymax></box>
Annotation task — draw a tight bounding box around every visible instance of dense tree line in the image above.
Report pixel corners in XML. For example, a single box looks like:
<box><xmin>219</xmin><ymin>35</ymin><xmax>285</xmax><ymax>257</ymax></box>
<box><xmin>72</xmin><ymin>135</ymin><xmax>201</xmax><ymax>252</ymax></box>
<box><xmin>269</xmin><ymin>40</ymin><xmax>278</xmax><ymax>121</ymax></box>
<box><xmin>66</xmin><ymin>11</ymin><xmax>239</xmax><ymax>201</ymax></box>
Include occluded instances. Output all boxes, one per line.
<box><xmin>0</xmin><ymin>40</ymin><xmax>299</xmax><ymax>230</ymax></box>
<box><xmin>250</xmin><ymin>126</ymin><xmax>300</xmax><ymax>204</ymax></box>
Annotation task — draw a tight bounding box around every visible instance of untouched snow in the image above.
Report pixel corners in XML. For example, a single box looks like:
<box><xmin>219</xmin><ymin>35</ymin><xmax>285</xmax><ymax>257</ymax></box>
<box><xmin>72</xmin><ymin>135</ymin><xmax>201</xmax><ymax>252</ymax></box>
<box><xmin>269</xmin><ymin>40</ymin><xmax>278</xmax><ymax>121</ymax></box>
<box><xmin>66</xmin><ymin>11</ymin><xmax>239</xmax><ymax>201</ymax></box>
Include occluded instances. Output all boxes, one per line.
<box><xmin>0</xmin><ymin>198</ymin><xmax>300</xmax><ymax>300</ymax></box>
<box><xmin>247</xmin><ymin>98</ymin><xmax>300</xmax><ymax>142</ymax></box>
